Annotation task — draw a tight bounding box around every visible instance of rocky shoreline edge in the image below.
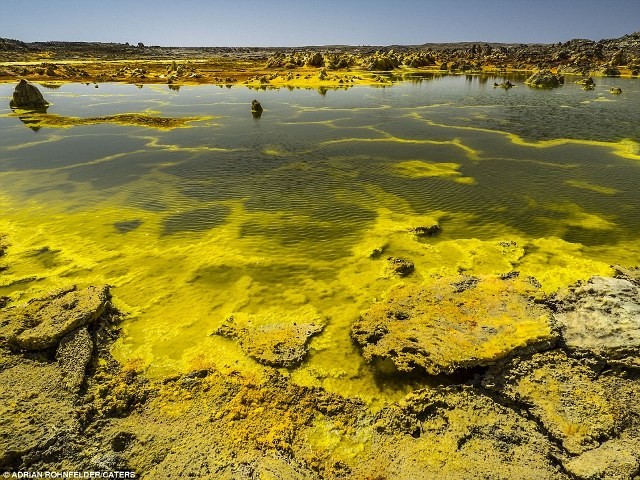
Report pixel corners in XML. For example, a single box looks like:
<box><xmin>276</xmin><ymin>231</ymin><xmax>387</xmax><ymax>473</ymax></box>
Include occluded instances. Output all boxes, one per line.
<box><xmin>1</xmin><ymin>232</ymin><xmax>639</xmax><ymax>479</ymax></box>
<box><xmin>1</xmin><ymin>32</ymin><xmax>640</xmax><ymax>89</ymax></box>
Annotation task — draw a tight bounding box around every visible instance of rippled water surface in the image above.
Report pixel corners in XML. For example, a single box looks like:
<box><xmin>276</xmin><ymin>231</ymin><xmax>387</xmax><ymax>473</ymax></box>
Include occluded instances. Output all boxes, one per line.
<box><xmin>1</xmin><ymin>75</ymin><xmax>639</xmax><ymax>403</ymax></box>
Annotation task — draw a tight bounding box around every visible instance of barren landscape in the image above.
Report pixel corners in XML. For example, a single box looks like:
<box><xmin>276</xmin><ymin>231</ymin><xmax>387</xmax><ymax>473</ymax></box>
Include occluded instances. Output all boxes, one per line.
<box><xmin>2</xmin><ymin>31</ymin><xmax>640</xmax><ymax>479</ymax></box>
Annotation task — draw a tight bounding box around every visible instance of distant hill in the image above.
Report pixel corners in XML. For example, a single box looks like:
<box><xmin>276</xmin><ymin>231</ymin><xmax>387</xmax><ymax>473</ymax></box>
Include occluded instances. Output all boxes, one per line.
<box><xmin>1</xmin><ymin>31</ymin><xmax>639</xmax><ymax>52</ymax></box>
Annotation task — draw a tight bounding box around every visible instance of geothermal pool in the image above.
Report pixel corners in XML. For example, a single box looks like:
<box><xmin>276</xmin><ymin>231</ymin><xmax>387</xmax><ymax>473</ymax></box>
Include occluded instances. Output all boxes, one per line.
<box><xmin>1</xmin><ymin>75</ymin><xmax>639</xmax><ymax>404</ymax></box>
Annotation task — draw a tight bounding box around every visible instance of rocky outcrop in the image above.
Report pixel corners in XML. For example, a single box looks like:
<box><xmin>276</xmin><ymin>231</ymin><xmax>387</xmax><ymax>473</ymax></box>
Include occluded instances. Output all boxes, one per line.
<box><xmin>576</xmin><ymin>76</ymin><xmax>595</xmax><ymax>86</ymax></box>
<box><xmin>384</xmin><ymin>256</ymin><xmax>414</xmax><ymax>277</ymax></box>
<box><xmin>305</xmin><ymin>52</ymin><xmax>324</xmax><ymax>67</ymax></box>
<box><xmin>1</xmin><ymin>264</ymin><xmax>640</xmax><ymax>477</ymax></box>
<box><xmin>576</xmin><ymin>76</ymin><xmax>596</xmax><ymax>90</ymax></box>
<box><xmin>251</xmin><ymin>99</ymin><xmax>263</xmax><ymax>112</ymax></box>
<box><xmin>370</xmin><ymin>386</ymin><xmax>566</xmax><ymax>479</ymax></box>
<box><xmin>554</xmin><ymin>276</ymin><xmax>640</xmax><ymax>367</ymax></box>
<box><xmin>564</xmin><ymin>437</ymin><xmax>640</xmax><ymax>479</ymax></box>
<box><xmin>214</xmin><ymin>306</ymin><xmax>325</xmax><ymax>367</ymax></box>
<box><xmin>614</xmin><ymin>264</ymin><xmax>640</xmax><ymax>285</ymax></box>
<box><xmin>366</xmin><ymin>51</ymin><xmax>401</xmax><ymax>71</ymax></box>
<box><xmin>494</xmin><ymin>80</ymin><xmax>515</xmax><ymax>89</ymax></box>
<box><xmin>11</xmin><ymin>285</ymin><xmax>110</xmax><ymax>350</ymax></box>
<box><xmin>351</xmin><ymin>275</ymin><xmax>556</xmax><ymax>374</ymax></box>
<box><xmin>525</xmin><ymin>70</ymin><xmax>564</xmax><ymax>88</ymax></box>
<box><xmin>484</xmin><ymin>350</ymin><xmax>624</xmax><ymax>454</ymax></box>
<box><xmin>9</xmin><ymin>79</ymin><xmax>49</xmax><ymax>109</ymax></box>
<box><xmin>0</xmin><ymin>359</ymin><xmax>78</xmax><ymax>468</ymax></box>
<box><xmin>0</xmin><ymin>283</ymin><xmax>125</xmax><ymax>469</ymax></box>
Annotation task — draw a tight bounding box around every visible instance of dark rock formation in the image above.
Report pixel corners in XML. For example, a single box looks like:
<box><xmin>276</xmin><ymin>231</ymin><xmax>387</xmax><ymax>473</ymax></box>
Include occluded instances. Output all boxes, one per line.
<box><xmin>385</xmin><ymin>257</ymin><xmax>415</xmax><ymax>277</ymax></box>
<box><xmin>575</xmin><ymin>77</ymin><xmax>595</xmax><ymax>87</ymax></box>
<box><xmin>9</xmin><ymin>79</ymin><xmax>49</xmax><ymax>109</ymax></box>
<box><xmin>366</xmin><ymin>52</ymin><xmax>401</xmax><ymax>71</ymax></box>
<box><xmin>306</xmin><ymin>52</ymin><xmax>324</xmax><ymax>67</ymax></box>
<box><xmin>602</xmin><ymin>65</ymin><xmax>621</xmax><ymax>76</ymax></box>
<box><xmin>494</xmin><ymin>80</ymin><xmax>514</xmax><ymax>89</ymax></box>
<box><xmin>525</xmin><ymin>70</ymin><xmax>563</xmax><ymax>88</ymax></box>
<box><xmin>409</xmin><ymin>224</ymin><xmax>440</xmax><ymax>237</ymax></box>
<box><xmin>251</xmin><ymin>99</ymin><xmax>263</xmax><ymax>112</ymax></box>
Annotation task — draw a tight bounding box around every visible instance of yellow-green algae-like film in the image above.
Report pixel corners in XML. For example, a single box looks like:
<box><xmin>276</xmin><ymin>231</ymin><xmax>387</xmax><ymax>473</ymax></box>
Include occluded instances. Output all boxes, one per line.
<box><xmin>1</xmin><ymin>81</ymin><xmax>640</xmax><ymax>406</ymax></box>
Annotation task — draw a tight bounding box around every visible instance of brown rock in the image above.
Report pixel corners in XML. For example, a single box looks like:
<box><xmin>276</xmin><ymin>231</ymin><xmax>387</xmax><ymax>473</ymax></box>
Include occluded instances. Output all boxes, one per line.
<box><xmin>251</xmin><ymin>99</ymin><xmax>263</xmax><ymax>113</ymax></box>
<box><xmin>9</xmin><ymin>79</ymin><xmax>49</xmax><ymax>109</ymax></box>
<box><xmin>385</xmin><ymin>257</ymin><xmax>414</xmax><ymax>277</ymax></box>
<box><xmin>525</xmin><ymin>69</ymin><xmax>563</xmax><ymax>88</ymax></box>
<box><xmin>368</xmin><ymin>386</ymin><xmax>566</xmax><ymax>479</ymax></box>
<box><xmin>563</xmin><ymin>437</ymin><xmax>640</xmax><ymax>479</ymax></box>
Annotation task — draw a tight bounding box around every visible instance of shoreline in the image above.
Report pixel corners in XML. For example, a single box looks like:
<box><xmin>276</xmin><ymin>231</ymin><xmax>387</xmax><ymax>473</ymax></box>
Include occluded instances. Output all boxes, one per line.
<box><xmin>1</xmin><ymin>232</ymin><xmax>640</xmax><ymax>477</ymax></box>
<box><xmin>2</xmin><ymin>32</ymin><xmax>639</xmax><ymax>89</ymax></box>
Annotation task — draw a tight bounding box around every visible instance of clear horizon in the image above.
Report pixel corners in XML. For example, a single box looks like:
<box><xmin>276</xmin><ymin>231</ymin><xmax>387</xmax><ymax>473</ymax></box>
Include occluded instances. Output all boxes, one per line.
<box><xmin>1</xmin><ymin>0</ymin><xmax>639</xmax><ymax>47</ymax></box>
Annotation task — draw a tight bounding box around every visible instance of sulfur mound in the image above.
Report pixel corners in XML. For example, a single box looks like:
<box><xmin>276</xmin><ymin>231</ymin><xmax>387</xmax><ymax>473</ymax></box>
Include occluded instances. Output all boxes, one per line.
<box><xmin>351</xmin><ymin>275</ymin><xmax>556</xmax><ymax>374</ymax></box>
<box><xmin>484</xmin><ymin>350</ymin><xmax>625</xmax><ymax>454</ymax></box>
<box><xmin>11</xmin><ymin>285</ymin><xmax>110</xmax><ymax>351</ymax></box>
<box><xmin>214</xmin><ymin>306</ymin><xmax>325</xmax><ymax>367</ymax></box>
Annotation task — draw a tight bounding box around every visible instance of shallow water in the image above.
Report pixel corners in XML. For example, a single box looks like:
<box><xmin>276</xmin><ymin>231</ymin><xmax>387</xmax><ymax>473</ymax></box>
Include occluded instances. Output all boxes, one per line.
<box><xmin>1</xmin><ymin>75</ymin><xmax>639</xmax><ymax>405</ymax></box>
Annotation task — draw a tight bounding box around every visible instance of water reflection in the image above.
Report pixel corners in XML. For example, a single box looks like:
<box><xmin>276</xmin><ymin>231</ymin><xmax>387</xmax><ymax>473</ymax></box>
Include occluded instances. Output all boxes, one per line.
<box><xmin>11</xmin><ymin>106</ymin><xmax>49</xmax><ymax>132</ymax></box>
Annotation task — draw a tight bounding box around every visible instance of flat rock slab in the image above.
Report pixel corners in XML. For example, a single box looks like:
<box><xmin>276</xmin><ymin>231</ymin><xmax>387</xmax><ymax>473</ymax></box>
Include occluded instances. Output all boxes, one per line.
<box><xmin>555</xmin><ymin>276</ymin><xmax>640</xmax><ymax>367</ymax></box>
<box><xmin>370</xmin><ymin>386</ymin><xmax>566</xmax><ymax>479</ymax></box>
<box><xmin>484</xmin><ymin>350</ymin><xmax>624</xmax><ymax>454</ymax></box>
<box><xmin>56</xmin><ymin>327</ymin><xmax>94</xmax><ymax>393</ymax></box>
<box><xmin>351</xmin><ymin>275</ymin><xmax>556</xmax><ymax>374</ymax></box>
<box><xmin>13</xmin><ymin>285</ymin><xmax>110</xmax><ymax>350</ymax></box>
<box><xmin>215</xmin><ymin>306</ymin><xmax>325</xmax><ymax>368</ymax></box>
<box><xmin>563</xmin><ymin>436</ymin><xmax>640</xmax><ymax>480</ymax></box>
<box><xmin>0</xmin><ymin>360</ymin><xmax>77</xmax><ymax>467</ymax></box>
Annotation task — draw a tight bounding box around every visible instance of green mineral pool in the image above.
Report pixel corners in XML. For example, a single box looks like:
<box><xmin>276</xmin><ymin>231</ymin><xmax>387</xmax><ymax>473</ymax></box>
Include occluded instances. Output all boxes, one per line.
<box><xmin>1</xmin><ymin>74</ymin><xmax>639</xmax><ymax>404</ymax></box>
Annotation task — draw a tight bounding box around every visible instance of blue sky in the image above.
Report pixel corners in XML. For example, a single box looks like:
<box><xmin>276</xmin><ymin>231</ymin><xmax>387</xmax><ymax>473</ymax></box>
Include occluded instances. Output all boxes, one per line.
<box><xmin>2</xmin><ymin>0</ymin><xmax>639</xmax><ymax>46</ymax></box>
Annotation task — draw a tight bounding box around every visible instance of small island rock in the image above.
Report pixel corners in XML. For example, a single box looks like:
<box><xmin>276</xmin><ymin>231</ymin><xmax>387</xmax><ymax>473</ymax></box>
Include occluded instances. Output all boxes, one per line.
<box><xmin>214</xmin><ymin>306</ymin><xmax>325</xmax><ymax>367</ymax></box>
<box><xmin>525</xmin><ymin>70</ymin><xmax>563</xmax><ymax>88</ymax></box>
<box><xmin>10</xmin><ymin>79</ymin><xmax>49</xmax><ymax>109</ymax></box>
<box><xmin>251</xmin><ymin>99</ymin><xmax>263</xmax><ymax>113</ymax></box>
